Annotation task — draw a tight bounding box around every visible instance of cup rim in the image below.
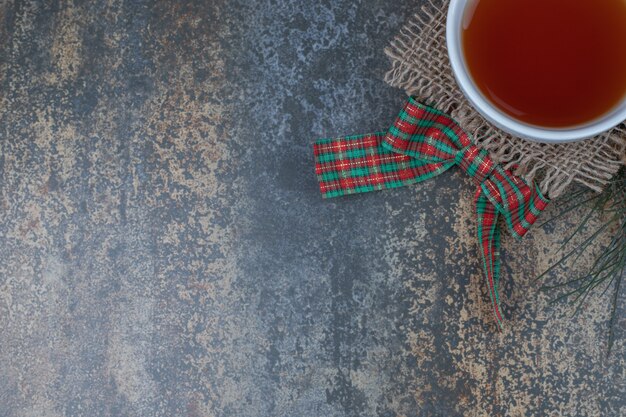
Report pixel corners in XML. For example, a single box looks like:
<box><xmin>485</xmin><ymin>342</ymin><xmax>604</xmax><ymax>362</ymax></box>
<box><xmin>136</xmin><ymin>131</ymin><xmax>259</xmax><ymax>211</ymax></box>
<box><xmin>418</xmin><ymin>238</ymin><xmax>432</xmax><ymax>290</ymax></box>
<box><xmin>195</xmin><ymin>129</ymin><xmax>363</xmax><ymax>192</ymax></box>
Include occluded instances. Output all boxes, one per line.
<box><xmin>446</xmin><ymin>0</ymin><xmax>626</xmax><ymax>143</ymax></box>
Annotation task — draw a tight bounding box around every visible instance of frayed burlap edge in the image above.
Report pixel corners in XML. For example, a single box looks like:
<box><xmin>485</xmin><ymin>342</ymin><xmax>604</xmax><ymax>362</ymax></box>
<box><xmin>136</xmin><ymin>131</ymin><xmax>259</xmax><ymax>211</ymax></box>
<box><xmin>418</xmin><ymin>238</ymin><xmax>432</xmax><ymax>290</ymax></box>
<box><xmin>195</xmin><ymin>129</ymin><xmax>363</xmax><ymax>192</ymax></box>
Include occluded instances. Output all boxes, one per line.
<box><xmin>384</xmin><ymin>0</ymin><xmax>626</xmax><ymax>198</ymax></box>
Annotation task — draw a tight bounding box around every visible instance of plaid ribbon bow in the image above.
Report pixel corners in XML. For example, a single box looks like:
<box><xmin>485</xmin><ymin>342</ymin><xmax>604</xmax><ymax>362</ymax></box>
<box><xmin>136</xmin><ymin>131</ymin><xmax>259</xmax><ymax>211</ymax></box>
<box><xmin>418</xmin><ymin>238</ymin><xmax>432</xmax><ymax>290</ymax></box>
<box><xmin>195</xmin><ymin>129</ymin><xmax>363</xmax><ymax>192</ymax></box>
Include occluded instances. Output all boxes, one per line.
<box><xmin>314</xmin><ymin>97</ymin><xmax>550</xmax><ymax>328</ymax></box>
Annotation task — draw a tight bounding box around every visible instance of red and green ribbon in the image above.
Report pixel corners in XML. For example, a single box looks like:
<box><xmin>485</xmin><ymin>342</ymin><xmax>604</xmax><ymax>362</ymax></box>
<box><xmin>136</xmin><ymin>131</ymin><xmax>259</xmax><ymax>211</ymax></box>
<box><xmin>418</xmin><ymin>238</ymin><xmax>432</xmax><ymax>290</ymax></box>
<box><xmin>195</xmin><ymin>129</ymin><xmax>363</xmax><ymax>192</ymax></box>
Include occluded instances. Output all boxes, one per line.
<box><xmin>314</xmin><ymin>97</ymin><xmax>549</xmax><ymax>328</ymax></box>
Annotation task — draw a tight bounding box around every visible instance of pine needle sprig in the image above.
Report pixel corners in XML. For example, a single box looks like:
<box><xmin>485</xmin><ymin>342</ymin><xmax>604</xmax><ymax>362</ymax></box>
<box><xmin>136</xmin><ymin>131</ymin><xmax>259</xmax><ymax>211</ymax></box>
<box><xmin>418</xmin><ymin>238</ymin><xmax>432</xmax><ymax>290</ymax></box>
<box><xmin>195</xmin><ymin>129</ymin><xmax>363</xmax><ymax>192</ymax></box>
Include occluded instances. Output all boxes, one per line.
<box><xmin>537</xmin><ymin>167</ymin><xmax>625</xmax><ymax>355</ymax></box>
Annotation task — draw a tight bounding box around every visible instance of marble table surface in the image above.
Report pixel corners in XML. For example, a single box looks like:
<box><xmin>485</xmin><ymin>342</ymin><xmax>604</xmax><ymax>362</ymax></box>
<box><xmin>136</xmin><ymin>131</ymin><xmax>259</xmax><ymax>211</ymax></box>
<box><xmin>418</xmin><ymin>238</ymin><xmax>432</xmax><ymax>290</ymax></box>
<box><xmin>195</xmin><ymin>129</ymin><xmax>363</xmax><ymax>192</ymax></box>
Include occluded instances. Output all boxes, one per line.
<box><xmin>0</xmin><ymin>1</ymin><xmax>623</xmax><ymax>416</ymax></box>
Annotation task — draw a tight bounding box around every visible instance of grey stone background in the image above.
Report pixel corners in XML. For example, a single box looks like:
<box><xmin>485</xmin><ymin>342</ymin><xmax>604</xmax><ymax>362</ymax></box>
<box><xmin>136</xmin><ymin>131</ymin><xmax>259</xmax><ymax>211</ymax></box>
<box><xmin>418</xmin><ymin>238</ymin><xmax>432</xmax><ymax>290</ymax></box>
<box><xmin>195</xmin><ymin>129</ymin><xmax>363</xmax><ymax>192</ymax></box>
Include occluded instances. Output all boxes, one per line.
<box><xmin>0</xmin><ymin>1</ymin><xmax>623</xmax><ymax>416</ymax></box>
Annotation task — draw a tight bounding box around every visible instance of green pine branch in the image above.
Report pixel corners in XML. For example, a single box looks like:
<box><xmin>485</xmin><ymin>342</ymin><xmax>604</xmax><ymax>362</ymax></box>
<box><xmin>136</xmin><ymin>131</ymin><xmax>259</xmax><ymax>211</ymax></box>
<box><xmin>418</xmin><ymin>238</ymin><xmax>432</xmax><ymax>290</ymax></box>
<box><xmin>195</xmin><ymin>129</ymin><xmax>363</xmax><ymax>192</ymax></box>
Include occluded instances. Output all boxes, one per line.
<box><xmin>537</xmin><ymin>167</ymin><xmax>625</xmax><ymax>355</ymax></box>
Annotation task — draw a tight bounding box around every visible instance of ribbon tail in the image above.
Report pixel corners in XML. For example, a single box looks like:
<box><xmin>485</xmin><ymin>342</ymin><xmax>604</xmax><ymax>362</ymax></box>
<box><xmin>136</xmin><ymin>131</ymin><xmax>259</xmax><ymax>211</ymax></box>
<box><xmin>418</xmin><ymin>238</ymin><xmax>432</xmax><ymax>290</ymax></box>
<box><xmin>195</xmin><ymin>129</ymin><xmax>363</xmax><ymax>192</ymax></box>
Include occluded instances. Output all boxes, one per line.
<box><xmin>314</xmin><ymin>133</ymin><xmax>451</xmax><ymax>199</ymax></box>
<box><xmin>475</xmin><ymin>190</ymin><xmax>504</xmax><ymax>330</ymax></box>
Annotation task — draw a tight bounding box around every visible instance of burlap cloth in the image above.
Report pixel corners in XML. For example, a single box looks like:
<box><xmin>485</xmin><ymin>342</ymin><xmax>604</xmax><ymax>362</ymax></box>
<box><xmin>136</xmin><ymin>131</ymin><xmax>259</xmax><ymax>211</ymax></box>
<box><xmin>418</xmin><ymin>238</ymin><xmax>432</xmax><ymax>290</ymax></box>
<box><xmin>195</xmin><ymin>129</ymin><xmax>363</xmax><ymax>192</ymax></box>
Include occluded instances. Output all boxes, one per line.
<box><xmin>385</xmin><ymin>0</ymin><xmax>626</xmax><ymax>198</ymax></box>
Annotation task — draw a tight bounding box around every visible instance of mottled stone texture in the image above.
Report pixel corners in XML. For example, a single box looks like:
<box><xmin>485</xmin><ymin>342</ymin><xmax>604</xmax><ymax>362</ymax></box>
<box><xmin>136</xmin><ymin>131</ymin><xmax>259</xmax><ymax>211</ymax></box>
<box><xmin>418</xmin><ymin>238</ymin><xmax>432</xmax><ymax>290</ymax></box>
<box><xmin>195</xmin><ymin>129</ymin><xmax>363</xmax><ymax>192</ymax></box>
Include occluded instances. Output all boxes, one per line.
<box><xmin>0</xmin><ymin>1</ymin><xmax>623</xmax><ymax>416</ymax></box>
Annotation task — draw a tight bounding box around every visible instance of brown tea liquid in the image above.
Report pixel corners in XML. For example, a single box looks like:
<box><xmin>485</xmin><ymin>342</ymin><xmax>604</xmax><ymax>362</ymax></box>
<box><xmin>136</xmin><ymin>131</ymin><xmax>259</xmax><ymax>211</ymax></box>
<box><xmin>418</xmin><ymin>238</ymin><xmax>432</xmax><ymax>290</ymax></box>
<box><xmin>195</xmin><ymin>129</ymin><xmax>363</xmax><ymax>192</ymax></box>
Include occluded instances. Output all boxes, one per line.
<box><xmin>462</xmin><ymin>0</ymin><xmax>626</xmax><ymax>128</ymax></box>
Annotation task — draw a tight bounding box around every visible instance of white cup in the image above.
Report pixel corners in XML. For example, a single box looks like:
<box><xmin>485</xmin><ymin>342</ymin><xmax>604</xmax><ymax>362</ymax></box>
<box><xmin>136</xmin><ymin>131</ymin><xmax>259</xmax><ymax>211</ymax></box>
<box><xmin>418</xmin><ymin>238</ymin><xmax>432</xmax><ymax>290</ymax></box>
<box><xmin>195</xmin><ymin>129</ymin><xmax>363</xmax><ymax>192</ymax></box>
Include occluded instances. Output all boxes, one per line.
<box><xmin>446</xmin><ymin>0</ymin><xmax>626</xmax><ymax>143</ymax></box>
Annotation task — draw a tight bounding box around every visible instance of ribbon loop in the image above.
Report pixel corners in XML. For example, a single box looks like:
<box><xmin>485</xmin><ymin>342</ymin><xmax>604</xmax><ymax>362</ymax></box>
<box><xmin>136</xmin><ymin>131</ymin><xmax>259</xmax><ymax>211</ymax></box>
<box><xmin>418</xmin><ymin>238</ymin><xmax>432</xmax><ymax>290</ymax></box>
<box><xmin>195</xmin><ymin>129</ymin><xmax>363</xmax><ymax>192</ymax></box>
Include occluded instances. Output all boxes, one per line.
<box><xmin>383</xmin><ymin>98</ymin><xmax>470</xmax><ymax>163</ymax></box>
<box><xmin>314</xmin><ymin>97</ymin><xmax>550</xmax><ymax>328</ymax></box>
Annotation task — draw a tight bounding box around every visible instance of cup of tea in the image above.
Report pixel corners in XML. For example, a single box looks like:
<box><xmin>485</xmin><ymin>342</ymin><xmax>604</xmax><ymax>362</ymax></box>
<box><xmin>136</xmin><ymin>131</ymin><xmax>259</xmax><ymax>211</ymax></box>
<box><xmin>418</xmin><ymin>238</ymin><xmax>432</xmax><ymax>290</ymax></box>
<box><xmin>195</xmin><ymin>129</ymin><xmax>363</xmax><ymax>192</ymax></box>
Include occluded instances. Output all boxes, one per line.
<box><xmin>447</xmin><ymin>0</ymin><xmax>626</xmax><ymax>143</ymax></box>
